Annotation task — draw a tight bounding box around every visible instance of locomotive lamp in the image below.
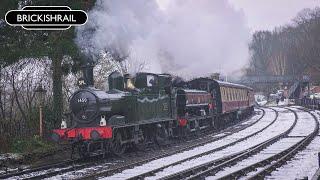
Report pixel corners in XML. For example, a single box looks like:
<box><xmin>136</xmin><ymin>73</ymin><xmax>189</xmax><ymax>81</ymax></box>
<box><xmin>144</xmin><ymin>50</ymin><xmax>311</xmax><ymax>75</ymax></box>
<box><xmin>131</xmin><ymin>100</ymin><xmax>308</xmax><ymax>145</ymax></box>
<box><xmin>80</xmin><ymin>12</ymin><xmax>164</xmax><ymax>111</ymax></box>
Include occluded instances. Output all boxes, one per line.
<box><xmin>100</xmin><ymin>115</ymin><xmax>107</xmax><ymax>126</ymax></box>
<box><xmin>35</xmin><ymin>84</ymin><xmax>46</xmax><ymax>137</ymax></box>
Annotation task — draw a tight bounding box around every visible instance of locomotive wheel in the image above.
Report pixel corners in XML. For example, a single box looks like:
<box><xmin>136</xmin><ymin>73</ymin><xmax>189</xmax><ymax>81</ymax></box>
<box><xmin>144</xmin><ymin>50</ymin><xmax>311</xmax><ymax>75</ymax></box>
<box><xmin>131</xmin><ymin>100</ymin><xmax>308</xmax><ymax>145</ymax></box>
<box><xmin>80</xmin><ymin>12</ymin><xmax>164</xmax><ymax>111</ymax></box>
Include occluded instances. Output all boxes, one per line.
<box><xmin>135</xmin><ymin>134</ymin><xmax>148</xmax><ymax>151</ymax></box>
<box><xmin>155</xmin><ymin>125</ymin><xmax>169</xmax><ymax>146</ymax></box>
<box><xmin>134</xmin><ymin>129</ymin><xmax>151</xmax><ymax>151</ymax></box>
<box><xmin>110</xmin><ymin>132</ymin><xmax>126</xmax><ymax>155</ymax></box>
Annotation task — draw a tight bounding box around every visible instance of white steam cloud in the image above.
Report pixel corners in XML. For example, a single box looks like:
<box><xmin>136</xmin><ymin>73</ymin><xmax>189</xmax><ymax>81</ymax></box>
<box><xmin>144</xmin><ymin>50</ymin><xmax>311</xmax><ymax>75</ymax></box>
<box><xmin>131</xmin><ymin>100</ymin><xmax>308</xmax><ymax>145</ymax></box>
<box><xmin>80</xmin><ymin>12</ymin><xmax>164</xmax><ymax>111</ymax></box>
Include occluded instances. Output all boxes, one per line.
<box><xmin>76</xmin><ymin>0</ymin><xmax>250</xmax><ymax>78</ymax></box>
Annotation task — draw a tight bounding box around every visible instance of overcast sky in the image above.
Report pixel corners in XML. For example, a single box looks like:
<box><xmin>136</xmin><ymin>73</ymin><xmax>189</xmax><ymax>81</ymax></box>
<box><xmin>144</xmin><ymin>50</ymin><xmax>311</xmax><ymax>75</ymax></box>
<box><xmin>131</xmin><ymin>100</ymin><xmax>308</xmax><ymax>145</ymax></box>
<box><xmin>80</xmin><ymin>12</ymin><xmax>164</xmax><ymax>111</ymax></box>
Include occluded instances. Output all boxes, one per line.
<box><xmin>157</xmin><ymin>0</ymin><xmax>319</xmax><ymax>32</ymax></box>
<box><xmin>228</xmin><ymin>0</ymin><xmax>319</xmax><ymax>31</ymax></box>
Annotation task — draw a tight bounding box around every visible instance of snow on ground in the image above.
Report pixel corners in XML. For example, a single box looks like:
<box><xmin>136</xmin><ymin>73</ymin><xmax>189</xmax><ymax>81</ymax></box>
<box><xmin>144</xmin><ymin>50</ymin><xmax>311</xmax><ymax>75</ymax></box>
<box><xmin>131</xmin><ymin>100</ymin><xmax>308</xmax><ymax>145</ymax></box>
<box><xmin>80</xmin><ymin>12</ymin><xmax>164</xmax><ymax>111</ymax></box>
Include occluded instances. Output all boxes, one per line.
<box><xmin>8</xmin><ymin>166</ymin><xmax>74</xmax><ymax>180</ymax></box>
<box><xmin>48</xmin><ymin>110</ymin><xmax>264</xmax><ymax>179</ymax></box>
<box><xmin>278</xmin><ymin>99</ymin><xmax>289</xmax><ymax>106</ymax></box>
<box><xmin>103</xmin><ymin>108</ymin><xmax>290</xmax><ymax>179</ymax></box>
<box><xmin>43</xmin><ymin>162</ymin><xmax>117</xmax><ymax>180</ymax></box>
<box><xmin>287</xmin><ymin>107</ymin><xmax>316</xmax><ymax>136</ymax></box>
<box><xmin>208</xmin><ymin>106</ymin><xmax>317</xmax><ymax>179</ymax></box>
<box><xmin>208</xmin><ymin>137</ymin><xmax>303</xmax><ymax>179</ymax></box>
<box><xmin>0</xmin><ymin>153</ymin><xmax>22</xmax><ymax>161</ymax></box>
<box><xmin>263</xmin><ymin>108</ymin><xmax>320</xmax><ymax>179</ymax></box>
<box><xmin>144</xmin><ymin>107</ymin><xmax>294</xmax><ymax>179</ymax></box>
<box><xmin>265</xmin><ymin>136</ymin><xmax>320</xmax><ymax>180</ymax></box>
<box><xmin>257</xmin><ymin>100</ymin><xmax>268</xmax><ymax>106</ymax></box>
<box><xmin>207</xmin><ymin>106</ymin><xmax>317</xmax><ymax>179</ymax></box>
<box><xmin>0</xmin><ymin>153</ymin><xmax>24</xmax><ymax>175</ymax></box>
<box><xmin>255</xmin><ymin>94</ymin><xmax>267</xmax><ymax>106</ymax></box>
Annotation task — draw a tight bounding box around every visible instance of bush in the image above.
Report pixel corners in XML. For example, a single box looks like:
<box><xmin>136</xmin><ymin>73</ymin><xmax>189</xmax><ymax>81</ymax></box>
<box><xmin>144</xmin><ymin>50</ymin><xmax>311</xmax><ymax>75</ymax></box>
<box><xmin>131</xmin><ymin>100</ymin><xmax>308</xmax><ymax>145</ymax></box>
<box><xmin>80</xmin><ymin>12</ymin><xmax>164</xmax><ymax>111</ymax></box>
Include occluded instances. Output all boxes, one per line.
<box><xmin>10</xmin><ymin>135</ymin><xmax>56</xmax><ymax>154</ymax></box>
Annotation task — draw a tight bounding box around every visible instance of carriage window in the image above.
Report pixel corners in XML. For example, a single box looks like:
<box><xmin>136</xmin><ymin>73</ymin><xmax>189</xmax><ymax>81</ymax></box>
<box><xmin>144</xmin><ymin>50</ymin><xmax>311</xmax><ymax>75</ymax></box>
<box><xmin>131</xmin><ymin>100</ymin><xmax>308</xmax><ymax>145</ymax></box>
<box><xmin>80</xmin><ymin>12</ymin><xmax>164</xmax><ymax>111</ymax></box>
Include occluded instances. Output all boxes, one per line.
<box><xmin>226</xmin><ymin>88</ymin><xmax>228</xmax><ymax>101</ymax></box>
<box><xmin>243</xmin><ymin>90</ymin><xmax>246</xmax><ymax>100</ymax></box>
<box><xmin>236</xmin><ymin>89</ymin><xmax>238</xmax><ymax>100</ymax></box>
<box><xmin>242</xmin><ymin>90</ymin><xmax>245</xmax><ymax>100</ymax></box>
<box><xmin>230</xmin><ymin>88</ymin><xmax>233</xmax><ymax>101</ymax></box>
<box><xmin>241</xmin><ymin>90</ymin><xmax>243</xmax><ymax>100</ymax></box>
<box><xmin>241</xmin><ymin>90</ymin><xmax>244</xmax><ymax>100</ymax></box>
<box><xmin>222</xmin><ymin>87</ymin><xmax>226</xmax><ymax>101</ymax></box>
<box><xmin>237</xmin><ymin>90</ymin><xmax>239</xmax><ymax>100</ymax></box>
<box><xmin>232</xmin><ymin>88</ymin><xmax>235</xmax><ymax>101</ymax></box>
<box><xmin>225</xmin><ymin>88</ymin><xmax>228</xmax><ymax>101</ymax></box>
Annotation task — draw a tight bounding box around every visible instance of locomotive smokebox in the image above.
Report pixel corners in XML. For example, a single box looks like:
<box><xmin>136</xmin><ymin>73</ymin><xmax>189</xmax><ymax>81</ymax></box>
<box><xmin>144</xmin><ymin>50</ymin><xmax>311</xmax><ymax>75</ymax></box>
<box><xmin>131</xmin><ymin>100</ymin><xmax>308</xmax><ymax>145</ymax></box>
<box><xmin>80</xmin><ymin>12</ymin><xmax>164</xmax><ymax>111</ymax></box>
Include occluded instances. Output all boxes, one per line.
<box><xmin>82</xmin><ymin>63</ymin><xmax>94</xmax><ymax>87</ymax></box>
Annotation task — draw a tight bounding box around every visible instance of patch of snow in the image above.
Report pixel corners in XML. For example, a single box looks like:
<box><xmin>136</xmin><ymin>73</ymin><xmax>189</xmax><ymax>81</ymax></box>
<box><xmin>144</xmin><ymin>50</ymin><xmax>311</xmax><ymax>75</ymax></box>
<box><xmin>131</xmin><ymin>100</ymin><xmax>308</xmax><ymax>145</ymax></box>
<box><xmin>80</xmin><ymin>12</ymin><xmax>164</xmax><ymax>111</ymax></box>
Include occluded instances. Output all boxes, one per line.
<box><xmin>264</xmin><ymin>108</ymin><xmax>320</xmax><ymax>179</ymax></box>
<box><xmin>44</xmin><ymin>162</ymin><xmax>116</xmax><ymax>180</ymax></box>
<box><xmin>207</xmin><ymin>137</ymin><xmax>303</xmax><ymax>179</ymax></box>
<box><xmin>0</xmin><ymin>153</ymin><xmax>23</xmax><ymax>161</ymax></box>
<box><xmin>50</xmin><ymin>109</ymin><xmax>264</xmax><ymax>179</ymax></box>
<box><xmin>145</xmin><ymin>107</ymin><xmax>294</xmax><ymax>179</ymax></box>
<box><xmin>103</xmin><ymin>108</ymin><xmax>291</xmax><ymax>179</ymax></box>
<box><xmin>265</xmin><ymin>136</ymin><xmax>320</xmax><ymax>180</ymax></box>
<box><xmin>286</xmin><ymin>107</ymin><xmax>316</xmax><ymax>136</ymax></box>
<box><xmin>278</xmin><ymin>99</ymin><xmax>289</xmax><ymax>106</ymax></box>
<box><xmin>255</xmin><ymin>94</ymin><xmax>267</xmax><ymax>106</ymax></box>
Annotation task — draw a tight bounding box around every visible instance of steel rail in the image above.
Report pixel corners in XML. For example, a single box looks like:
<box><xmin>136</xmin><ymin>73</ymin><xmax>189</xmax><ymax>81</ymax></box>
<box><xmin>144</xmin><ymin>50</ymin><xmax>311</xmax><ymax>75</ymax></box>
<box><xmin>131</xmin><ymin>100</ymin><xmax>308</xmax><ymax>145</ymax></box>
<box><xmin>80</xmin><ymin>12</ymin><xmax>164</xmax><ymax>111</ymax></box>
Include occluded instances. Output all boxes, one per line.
<box><xmin>245</xmin><ymin>107</ymin><xmax>319</xmax><ymax>180</ymax></box>
<box><xmin>123</xmin><ymin>108</ymin><xmax>277</xmax><ymax>180</ymax></box>
<box><xmin>84</xmin><ymin>108</ymin><xmax>276</xmax><ymax>180</ymax></box>
<box><xmin>182</xmin><ymin>107</ymin><xmax>300</xmax><ymax>180</ymax></box>
<box><xmin>188</xmin><ymin>107</ymin><xmax>318</xmax><ymax>180</ymax></box>
<box><xmin>78</xmin><ymin>108</ymin><xmax>267</xmax><ymax>180</ymax></box>
<box><xmin>1</xmin><ymin>109</ymin><xmax>263</xmax><ymax>180</ymax></box>
<box><xmin>156</xmin><ymin>107</ymin><xmax>295</xmax><ymax>180</ymax></box>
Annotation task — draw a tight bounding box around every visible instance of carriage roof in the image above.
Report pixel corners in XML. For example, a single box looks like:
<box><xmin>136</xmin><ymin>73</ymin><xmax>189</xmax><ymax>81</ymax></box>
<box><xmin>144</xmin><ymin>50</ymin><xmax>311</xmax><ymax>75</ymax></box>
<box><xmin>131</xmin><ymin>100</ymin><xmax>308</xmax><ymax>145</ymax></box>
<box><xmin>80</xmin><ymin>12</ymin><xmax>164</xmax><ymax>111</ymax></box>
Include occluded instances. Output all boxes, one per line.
<box><xmin>189</xmin><ymin>77</ymin><xmax>253</xmax><ymax>91</ymax></box>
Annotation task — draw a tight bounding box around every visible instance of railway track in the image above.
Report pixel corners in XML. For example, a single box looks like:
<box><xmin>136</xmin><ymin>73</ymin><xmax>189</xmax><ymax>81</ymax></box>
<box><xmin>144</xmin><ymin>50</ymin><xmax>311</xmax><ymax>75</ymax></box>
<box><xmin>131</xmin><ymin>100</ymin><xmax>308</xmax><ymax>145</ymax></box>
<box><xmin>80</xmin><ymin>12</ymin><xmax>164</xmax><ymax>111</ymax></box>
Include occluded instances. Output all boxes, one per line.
<box><xmin>82</xmin><ymin>107</ymin><xmax>278</xmax><ymax>179</ymax></box>
<box><xmin>213</xmin><ymin>107</ymin><xmax>319</xmax><ymax>180</ymax></box>
<box><xmin>155</xmin><ymin>107</ymin><xmax>318</xmax><ymax>180</ymax></box>
<box><xmin>8</xmin><ymin>107</ymin><xmax>314</xmax><ymax>180</ymax></box>
<box><xmin>262</xmin><ymin>107</ymin><xmax>320</xmax><ymax>180</ymax></box>
<box><xmin>0</xmin><ymin>158</ymin><xmax>92</xmax><ymax>179</ymax></box>
<box><xmin>53</xmin><ymin>109</ymin><xmax>269</xmax><ymax>180</ymax></box>
<box><xmin>0</xmin><ymin>109</ymin><xmax>264</xmax><ymax>179</ymax></box>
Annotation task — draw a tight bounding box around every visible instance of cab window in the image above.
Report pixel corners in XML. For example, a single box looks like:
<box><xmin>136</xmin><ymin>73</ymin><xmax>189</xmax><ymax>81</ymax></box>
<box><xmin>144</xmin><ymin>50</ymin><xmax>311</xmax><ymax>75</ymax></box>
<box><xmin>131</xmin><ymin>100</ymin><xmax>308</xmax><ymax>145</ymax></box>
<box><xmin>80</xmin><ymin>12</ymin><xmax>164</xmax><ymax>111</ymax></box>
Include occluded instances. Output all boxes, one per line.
<box><xmin>147</xmin><ymin>75</ymin><xmax>156</xmax><ymax>87</ymax></box>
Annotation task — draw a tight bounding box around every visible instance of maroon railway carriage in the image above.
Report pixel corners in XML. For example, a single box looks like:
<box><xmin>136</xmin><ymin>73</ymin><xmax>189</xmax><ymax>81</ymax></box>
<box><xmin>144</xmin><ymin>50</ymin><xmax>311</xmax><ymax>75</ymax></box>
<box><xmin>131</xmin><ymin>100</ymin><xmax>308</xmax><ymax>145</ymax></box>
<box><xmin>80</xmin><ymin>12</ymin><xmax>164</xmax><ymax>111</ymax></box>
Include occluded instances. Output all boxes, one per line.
<box><xmin>189</xmin><ymin>78</ymin><xmax>254</xmax><ymax>125</ymax></box>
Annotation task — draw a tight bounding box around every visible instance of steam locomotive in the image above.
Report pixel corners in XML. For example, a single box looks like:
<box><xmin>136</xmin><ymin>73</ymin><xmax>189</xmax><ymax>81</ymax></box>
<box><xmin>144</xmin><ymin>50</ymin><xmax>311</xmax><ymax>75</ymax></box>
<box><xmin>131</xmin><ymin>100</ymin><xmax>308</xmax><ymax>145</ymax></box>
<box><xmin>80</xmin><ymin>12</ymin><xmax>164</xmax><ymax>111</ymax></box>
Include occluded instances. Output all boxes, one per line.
<box><xmin>52</xmin><ymin>64</ymin><xmax>255</xmax><ymax>157</ymax></box>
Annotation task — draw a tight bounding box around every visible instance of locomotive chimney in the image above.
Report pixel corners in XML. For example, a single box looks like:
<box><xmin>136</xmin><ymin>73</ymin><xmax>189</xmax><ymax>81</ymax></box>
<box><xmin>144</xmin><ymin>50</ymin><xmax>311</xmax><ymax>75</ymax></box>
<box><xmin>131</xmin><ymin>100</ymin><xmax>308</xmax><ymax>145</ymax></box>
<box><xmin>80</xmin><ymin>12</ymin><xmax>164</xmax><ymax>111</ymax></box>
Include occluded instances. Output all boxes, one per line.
<box><xmin>82</xmin><ymin>62</ymin><xmax>94</xmax><ymax>87</ymax></box>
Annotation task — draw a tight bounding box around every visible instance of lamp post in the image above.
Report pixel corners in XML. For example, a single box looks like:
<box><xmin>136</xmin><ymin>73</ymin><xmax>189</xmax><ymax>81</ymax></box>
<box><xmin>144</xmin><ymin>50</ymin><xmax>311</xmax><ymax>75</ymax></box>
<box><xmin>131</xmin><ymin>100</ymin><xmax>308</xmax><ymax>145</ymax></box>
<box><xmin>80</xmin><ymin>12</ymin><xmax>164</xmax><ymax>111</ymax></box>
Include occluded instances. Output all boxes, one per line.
<box><xmin>35</xmin><ymin>85</ymin><xmax>46</xmax><ymax>137</ymax></box>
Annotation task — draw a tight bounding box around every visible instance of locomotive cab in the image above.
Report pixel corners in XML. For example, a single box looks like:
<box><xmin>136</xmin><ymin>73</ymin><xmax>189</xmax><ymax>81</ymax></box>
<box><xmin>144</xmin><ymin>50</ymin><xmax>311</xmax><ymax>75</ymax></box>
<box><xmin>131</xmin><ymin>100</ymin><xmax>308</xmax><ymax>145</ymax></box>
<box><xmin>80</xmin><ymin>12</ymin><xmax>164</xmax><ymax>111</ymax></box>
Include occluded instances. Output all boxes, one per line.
<box><xmin>135</xmin><ymin>72</ymin><xmax>159</xmax><ymax>92</ymax></box>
